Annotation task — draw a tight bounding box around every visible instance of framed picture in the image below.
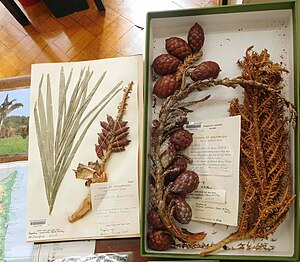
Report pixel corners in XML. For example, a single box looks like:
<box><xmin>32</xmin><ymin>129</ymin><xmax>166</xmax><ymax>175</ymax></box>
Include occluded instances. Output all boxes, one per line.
<box><xmin>0</xmin><ymin>76</ymin><xmax>30</xmax><ymax>163</ymax></box>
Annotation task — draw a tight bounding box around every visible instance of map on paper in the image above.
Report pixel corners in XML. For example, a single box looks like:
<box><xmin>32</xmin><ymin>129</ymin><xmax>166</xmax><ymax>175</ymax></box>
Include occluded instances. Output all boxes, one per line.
<box><xmin>0</xmin><ymin>170</ymin><xmax>16</xmax><ymax>261</ymax></box>
<box><xmin>0</xmin><ymin>162</ymin><xmax>34</xmax><ymax>261</ymax></box>
<box><xmin>0</xmin><ymin>161</ymin><xmax>97</xmax><ymax>261</ymax></box>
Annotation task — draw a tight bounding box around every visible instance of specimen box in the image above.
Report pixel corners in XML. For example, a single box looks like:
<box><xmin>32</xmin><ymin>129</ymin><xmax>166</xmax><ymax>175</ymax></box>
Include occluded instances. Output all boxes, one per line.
<box><xmin>141</xmin><ymin>1</ymin><xmax>299</xmax><ymax>261</ymax></box>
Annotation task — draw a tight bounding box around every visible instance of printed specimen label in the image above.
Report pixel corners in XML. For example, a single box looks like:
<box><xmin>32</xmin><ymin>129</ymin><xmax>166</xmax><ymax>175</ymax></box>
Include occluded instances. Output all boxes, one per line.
<box><xmin>186</xmin><ymin>116</ymin><xmax>240</xmax><ymax>226</ymax></box>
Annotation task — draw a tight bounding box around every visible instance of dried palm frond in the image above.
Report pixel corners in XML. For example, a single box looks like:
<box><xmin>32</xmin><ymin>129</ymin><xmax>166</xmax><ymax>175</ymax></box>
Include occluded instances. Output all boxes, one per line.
<box><xmin>200</xmin><ymin>47</ymin><xmax>296</xmax><ymax>256</ymax></box>
<box><xmin>68</xmin><ymin>82</ymin><xmax>134</xmax><ymax>223</ymax></box>
<box><xmin>34</xmin><ymin>67</ymin><xmax>122</xmax><ymax>215</ymax></box>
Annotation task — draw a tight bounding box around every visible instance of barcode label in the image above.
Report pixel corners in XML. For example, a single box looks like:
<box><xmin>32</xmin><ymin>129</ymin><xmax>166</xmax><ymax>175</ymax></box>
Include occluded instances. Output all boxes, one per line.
<box><xmin>30</xmin><ymin>219</ymin><xmax>46</xmax><ymax>226</ymax></box>
<box><xmin>186</xmin><ymin>123</ymin><xmax>202</xmax><ymax>129</ymax></box>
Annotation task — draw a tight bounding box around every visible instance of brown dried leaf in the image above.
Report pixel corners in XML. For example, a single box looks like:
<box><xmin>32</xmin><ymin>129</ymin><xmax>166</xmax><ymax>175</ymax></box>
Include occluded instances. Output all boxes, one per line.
<box><xmin>200</xmin><ymin>47</ymin><xmax>296</xmax><ymax>256</ymax></box>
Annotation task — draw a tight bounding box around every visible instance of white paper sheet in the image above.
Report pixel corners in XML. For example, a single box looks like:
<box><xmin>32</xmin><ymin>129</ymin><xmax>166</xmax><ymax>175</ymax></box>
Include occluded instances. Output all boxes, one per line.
<box><xmin>90</xmin><ymin>181</ymin><xmax>139</xmax><ymax>237</ymax></box>
<box><xmin>27</xmin><ymin>55</ymin><xmax>142</xmax><ymax>242</ymax></box>
<box><xmin>185</xmin><ymin>116</ymin><xmax>241</xmax><ymax>226</ymax></box>
<box><xmin>33</xmin><ymin>240</ymin><xmax>95</xmax><ymax>262</ymax></box>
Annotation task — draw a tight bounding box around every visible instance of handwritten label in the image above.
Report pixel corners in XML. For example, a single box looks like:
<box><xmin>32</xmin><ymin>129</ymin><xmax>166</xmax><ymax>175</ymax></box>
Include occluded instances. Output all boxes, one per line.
<box><xmin>185</xmin><ymin>116</ymin><xmax>241</xmax><ymax>226</ymax></box>
<box><xmin>97</xmin><ymin>222</ymin><xmax>132</xmax><ymax>236</ymax></box>
<box><xmin>27</xmin><ymin>228</ymin><xmax>65</xmax><ymax>240</ymax></box>
<box><xmin>91</xmin><ymin>182</ymin><xmax>136</xmax><ymax>211</ymax></box>
<box><xmin>90</xmin><ymin>181</ymin><xmax>139</xmax><ymax>236</ymax></box>
<box><xmin>188</xmin><ymin>140</ymin><xmax>233</xmax><ymax>176</ymax></box>
<box><xmin>192</xmin><ymin>202</ymin><xmax>232</xmax><ymax>224</ymax></box>
<box><xmin>188</xmin><ymin>189</ymin><xmax>226</xmax><ymax>204</ymax></box>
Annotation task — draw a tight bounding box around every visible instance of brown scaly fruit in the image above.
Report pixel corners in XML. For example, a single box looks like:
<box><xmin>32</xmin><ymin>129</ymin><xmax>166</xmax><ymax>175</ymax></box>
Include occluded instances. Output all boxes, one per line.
<box><xmin>153</xmin><ymin>75</ymin><xmax>181</xmax><ymax>99</ymax></box>
<box><xmin>152</xmin><ymin>54</ymin><xmax>181</xmax><ymax>76</ymax></box>
<box><xmin>166</xmin><ymin>192</ymin><xmax>186</xmax><ymax>205</ymax></box>
<box><xmin>147</xmin><ymin>230</ymin><xmax>175</xmax><ymax>251</ymax></box>
<box><xmin>147</xmin><ymin>208</ymin><xmax>165</xmax><ymax>229</ymax></box>
<box><xmin>165</xmin><ymin>156</ymin><xmax>188</xmax><ymax>184</ymax></box>
<box><xmin>188</xmin><ymin>23</ymin><xmax>205</xmax><ymax>53</ymax></box>
<box><xmin>170</xmin><ymin>129</ymin><xmax>193</xmax><ymax>151</ymax></box>
<box><xmin>159</xmin><ymin>140</ymin><xmax>176</xmax><ymax>168</ymax></box>
<box><xmin>190</xmin><ymin>61</ymin><xmax>221</xmax><ymax>81</ymax></box>
<box><xmin>171</xmin><ymin>170</ymin><xmax>199</xmax><ymax>194</ymax></box>
<box><xmin>173</xmin><ymin>196</ymin><xmax>192</xmax><ymax>224</ymax></box>
<box><xmin>172</xmin><ymin>155</ymin><xmax>188</xmax><ymax>171</ymax></box>
<box><xmin>165</xmin><ymin>37</ymin><xmax>192</xmax><ymax>61</ymax></box>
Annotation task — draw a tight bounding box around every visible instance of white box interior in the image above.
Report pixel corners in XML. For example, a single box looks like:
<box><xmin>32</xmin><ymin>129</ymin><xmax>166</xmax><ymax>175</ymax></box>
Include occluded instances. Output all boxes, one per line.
<box><xmin>145</xmin><ymin>9</ymin><xmax>296</xmax><ymax>257</ymax></box>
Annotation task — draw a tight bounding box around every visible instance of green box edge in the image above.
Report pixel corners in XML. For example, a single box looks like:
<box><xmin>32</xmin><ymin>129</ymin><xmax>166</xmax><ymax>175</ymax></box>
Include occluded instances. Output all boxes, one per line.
<box><xmin>140</xmin><ymin>1</ymin><xmax>300</xmax><ymax>261</ymax></box>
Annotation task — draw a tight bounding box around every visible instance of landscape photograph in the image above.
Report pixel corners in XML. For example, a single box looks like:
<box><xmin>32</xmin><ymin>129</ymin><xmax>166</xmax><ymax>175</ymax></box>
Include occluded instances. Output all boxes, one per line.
<box><xmin>0</xmin><ymin>88</ymin><xmax>30</xmax><ymax>157</ymax></box>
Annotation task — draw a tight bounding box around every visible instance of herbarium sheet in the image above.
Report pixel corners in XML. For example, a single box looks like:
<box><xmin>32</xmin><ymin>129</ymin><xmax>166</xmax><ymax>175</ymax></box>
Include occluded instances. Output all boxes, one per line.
<box><xmin>27</xmin><ymin>55</ymin><xmax>143</xmax><ymax>242</ymax></box>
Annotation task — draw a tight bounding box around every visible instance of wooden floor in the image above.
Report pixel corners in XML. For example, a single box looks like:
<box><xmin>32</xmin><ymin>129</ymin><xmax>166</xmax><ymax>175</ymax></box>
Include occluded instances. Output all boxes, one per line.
<box><xmin>0</xmin><ymin>0</ymin><xmax>218</xmax><ymax>78</ymax></box>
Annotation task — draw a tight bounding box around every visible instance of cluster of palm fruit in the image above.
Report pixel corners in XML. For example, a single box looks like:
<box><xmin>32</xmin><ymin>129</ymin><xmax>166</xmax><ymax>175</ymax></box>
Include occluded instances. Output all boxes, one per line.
<box><xmin>147</xmin><ymin>23</ymin><xmax>221</xmax><ymax>251</ymax></box>
<box><xmin>147</xmin><ymin>130</ymin><xmax>200</xmax><ymax>251</ymax></box>
<box><xmin>152</xmin><ymin>23</ymin><xmax>220</xmax><ymax>98</ymax></box>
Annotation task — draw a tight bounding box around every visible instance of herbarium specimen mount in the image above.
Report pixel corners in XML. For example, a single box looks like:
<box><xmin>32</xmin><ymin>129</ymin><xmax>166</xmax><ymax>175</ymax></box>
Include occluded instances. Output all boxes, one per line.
<box><xmin>68</xmin><ymin>81</ymin><xmax>134</xmax><ymax>223</ymax></box>
<box><xmin>147</xmin><ymin>21</ymin><xmax>297</xmax><ymax>255</ymax></box>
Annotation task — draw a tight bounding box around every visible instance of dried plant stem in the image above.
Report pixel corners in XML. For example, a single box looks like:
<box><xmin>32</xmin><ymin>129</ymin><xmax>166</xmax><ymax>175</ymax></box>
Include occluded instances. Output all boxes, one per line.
<box><xmin>150</xmin><ymin>78</ymin><xmax>211</xmax><ymax>243</ymax></box>
<box><xmin>69</xmin><ymin>82</ymin><xmax>134</xmax><ymax>223</ymax></box>
<box><xmin>179</xmin><ymin>77</ymin><xmax>297</xmax><ymax>122</ymax></box>
<box><xmin>68</xmin><ymin>194</ymin><xmax>92</xmax><ymax>223</ymax></box>
<box><xmin>200</xmin><ymin>232</ymin><xmax>248</xmax><ymax>256</ymax></box>
<box><xmin>176</xmin><ymin>51</ymin><xmax>203</xmax><ymax>81</ymax></box>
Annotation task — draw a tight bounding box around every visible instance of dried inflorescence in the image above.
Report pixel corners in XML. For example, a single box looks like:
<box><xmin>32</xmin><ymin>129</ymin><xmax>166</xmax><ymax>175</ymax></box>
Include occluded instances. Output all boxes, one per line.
<box><xmin>69</xmin><ymin>82</ymin><xmax>133</xmax><ymax>223</ymax></box>
<box><xmin>149</xmin><ymin>105</ymin><xmax>208</xmax><ymax>249</ymax></box>
<box><xmin>237</xmin><ymin>46</ymin><xmax>289</xmax><ymax>89</ymax></box>
<box><xmin>96</xmin><ymin>115</ymin><xmax>130</xmax><ymax>158</ymax></box>
<box><xmin>200</xmin><ymin>47</ymin><xmax>296</xmax><ymax>256</ymax></box>
<box><xmin>151</xmin><ymin>23</ymin><xmax>206</xmax><ymax>97</ymax></box>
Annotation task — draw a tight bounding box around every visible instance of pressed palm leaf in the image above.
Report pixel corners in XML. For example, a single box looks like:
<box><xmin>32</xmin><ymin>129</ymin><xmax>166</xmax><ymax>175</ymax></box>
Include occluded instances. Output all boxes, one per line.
<box><xmin>34</xmin><ymin>67</ymin><xmax>122</xmax><ymax>214</ymax></box>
